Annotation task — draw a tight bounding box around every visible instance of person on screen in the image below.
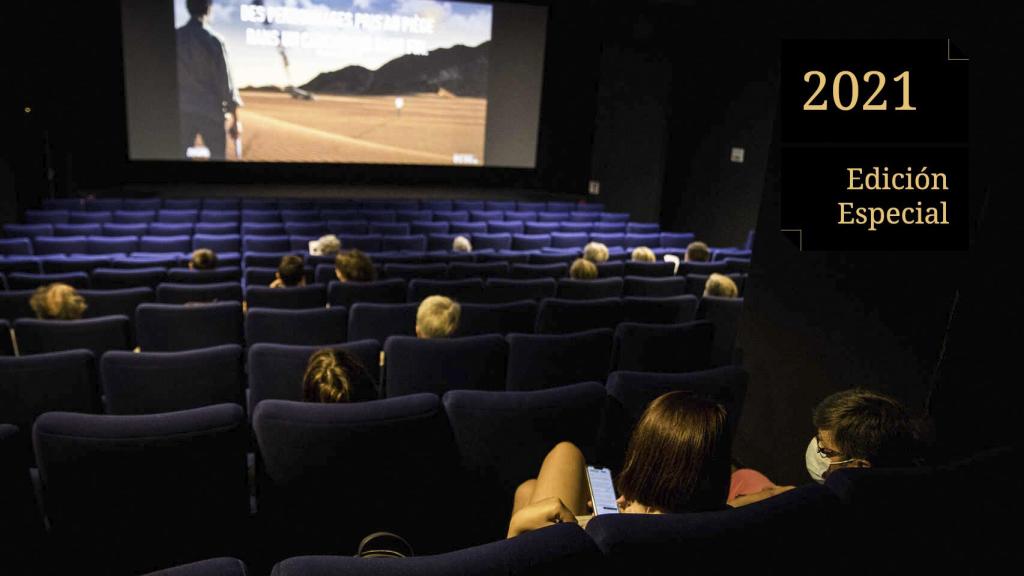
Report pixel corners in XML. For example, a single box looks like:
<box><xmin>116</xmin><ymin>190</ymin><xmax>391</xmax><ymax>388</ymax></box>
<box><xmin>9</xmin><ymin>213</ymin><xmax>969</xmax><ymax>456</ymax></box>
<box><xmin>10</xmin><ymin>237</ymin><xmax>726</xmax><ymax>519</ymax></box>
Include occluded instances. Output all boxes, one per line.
<box><xmin>29</xmin><ymin>283</ymin><xmax>88</xmax><ymax>320</ymax></box>
<box><xmin>507</xmin><ymin>392</ymin><xmax>730</xmax><ymax>537</ymax></box>
<box><xmin>188</xmin><ymin>248</ymin><xmax>218</xmax><ymax>270</ymax></box>
<box><xmin>270</xmin><ymin>255</ymin><xmax>306</xmax><ymax>288</ymax></box>
<box><xmin>177</xmin><ymin>0</ymin><xmax>243</xmax><ymax>160</ymax></box>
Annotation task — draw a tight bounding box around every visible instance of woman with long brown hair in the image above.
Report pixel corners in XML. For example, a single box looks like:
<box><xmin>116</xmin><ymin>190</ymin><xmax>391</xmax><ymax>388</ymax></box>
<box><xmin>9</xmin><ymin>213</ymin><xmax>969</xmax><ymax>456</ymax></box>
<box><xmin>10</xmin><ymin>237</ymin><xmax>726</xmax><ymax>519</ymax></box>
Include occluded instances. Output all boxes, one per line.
<box><xmin>507</xmin><ymin>391</ymin><xmax>731</xmax><ymax>537</ymax></box>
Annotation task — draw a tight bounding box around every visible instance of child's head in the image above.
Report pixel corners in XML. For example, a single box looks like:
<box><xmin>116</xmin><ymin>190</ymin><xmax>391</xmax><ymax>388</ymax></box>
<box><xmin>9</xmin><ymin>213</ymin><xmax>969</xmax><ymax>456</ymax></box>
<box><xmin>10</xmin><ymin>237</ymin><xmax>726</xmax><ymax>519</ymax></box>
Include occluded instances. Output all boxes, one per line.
<box><xmin>415</xmin><ymin>295</ymin><xmax>461</xmax><ymax>339</ymax></box>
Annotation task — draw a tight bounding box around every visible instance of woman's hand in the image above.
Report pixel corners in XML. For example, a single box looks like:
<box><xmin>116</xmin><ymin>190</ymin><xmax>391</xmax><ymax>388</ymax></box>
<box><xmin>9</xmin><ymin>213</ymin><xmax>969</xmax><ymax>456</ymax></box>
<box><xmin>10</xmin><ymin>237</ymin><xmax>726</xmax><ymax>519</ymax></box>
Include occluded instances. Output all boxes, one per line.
<box><xmin>507</xmin><ymin>497</ymin><xmax>577</xmax><ymax>538</ymax></box>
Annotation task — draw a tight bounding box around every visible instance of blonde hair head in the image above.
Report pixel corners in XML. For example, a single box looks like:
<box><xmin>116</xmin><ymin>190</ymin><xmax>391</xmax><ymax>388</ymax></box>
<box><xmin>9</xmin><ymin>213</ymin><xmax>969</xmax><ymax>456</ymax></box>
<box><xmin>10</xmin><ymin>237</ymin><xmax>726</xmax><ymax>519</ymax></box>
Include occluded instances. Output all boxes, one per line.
<box><xmin>416</xmin><ymin>295</ymin><xmax>461</xmax><ymax>339</ymax></box>
<box><xmin>685</xmin><ymin>241</ymin><xmax>711</xmax><ymax>263</ymax></box>
<box><xmin>703</xmin><ymin>273</ymin><xmax>739</xmax><ymax>298</ymax></box>
<box><xmin>569</xmin><ymin>258</ymin><xmax>598</xmax><ymax>280</ymax></box>
<box><xmin>29</xmin><ymin>283</ymin><xmax>87</xmax><ymax>320</ymax></box>
<box><xmin>583</xmin><ymin>242</ymin><xmax>609</xmax><ymax>263</ymax></box>
<box><xmin>317</xmin><ymin>234</ymin><xmax>342</xmax><ymax>255</ymax></box>
<box><xmin>452</xmin><ymin>235</ymin><xmax>473</xmax><ymax>252</ymax></box>
<box><xmin>190</xmin><ymin>248</ymin><xmax>218</xmax><ymax>270</ymax></box>
<box><xmin>302</xmin><ymin>348</ymin><xmax>371</xmax><ymax>403</ymax></box>
<box><xmin>631</xmin><ymin>246</ymin><xmax>656</xmax><ymax>262</ymax></box>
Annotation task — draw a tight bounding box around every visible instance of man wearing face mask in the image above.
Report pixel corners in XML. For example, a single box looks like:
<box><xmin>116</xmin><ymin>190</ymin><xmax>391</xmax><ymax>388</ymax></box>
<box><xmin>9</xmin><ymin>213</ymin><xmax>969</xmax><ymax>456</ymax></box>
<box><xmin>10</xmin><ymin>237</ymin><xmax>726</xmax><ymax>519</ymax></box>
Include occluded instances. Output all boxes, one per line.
<box><xmin>729</xmin><ymin>388</ymin><xmax>923</xmax><ymax>507</ymax></box>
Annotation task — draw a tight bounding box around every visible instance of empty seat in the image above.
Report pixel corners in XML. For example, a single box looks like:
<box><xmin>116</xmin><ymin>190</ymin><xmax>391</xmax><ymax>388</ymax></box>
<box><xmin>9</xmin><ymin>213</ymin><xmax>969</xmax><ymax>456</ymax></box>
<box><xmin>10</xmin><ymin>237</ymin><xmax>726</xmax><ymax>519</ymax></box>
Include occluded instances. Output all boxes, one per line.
<box><xmin>623</xmin><ymin>295</ymin><xmax>699</xmax><ymax>324</ymax></box>
<box><xmin>504</xmin><ymin>211</ymin><xmax>538</xmax><ymax>223</ymax></box>
<box><xmin>0</xmin><ymin>350</ymin><xmax>99</xmax><ymax>461</ymax></box>
<box><xmin>247</xmin><ymin>340</ymin><xmax>381</xmax><ymax>411</ymax></box>
<box><xmin>485</xmin><ymin>278</ymin><xmax>557</xmax><ymax>303</ymax></box>
<box><xmin>241</xmin><ymin>210</ymin><xmax>281</xmax><ymax>223</ymax></box>
<box><xmin>383</xmin><ymin>335</ymin><xmax>508</xmax><ymax>398</ymax></box>
<box><xmin>4</xmin><ymin>223</ymin><xmax>54</xmax><ymax>239</ymax></box>
<box><xmin>162</xmin><ymin>199</ymin><xmax>202</xmax><ymax>210</ymax></box>
<box><xmin>337</xmin><ymin>234</ymin><xmax>382</xmax><ymax>252</ymax></box>
<box><xmin>157</xmin><ymin>209</ymin><xmax>200</xmax><ymax>223</ymax></box>
<box><xmin>192</xmin><ymin>234</ymin><xmax>241</xmax><ymax>253</ymax></box>
<box><xmin>24</xmin><ymin>210</ymin><xmax>70</xmax><ymax>225</ymax></box>
<box><xmin>509</xmin><ymin>263</ymin><xmax>568</xmax><ymax>280</ymax></box>
<box><xmin>32</xmin><ymin>235</ymin><xmax>84</xmax><ymax>255</ymax></box>
<box><xmin>594</xmin><ymin>261</ymin><xmax>625</xmax><ymax>277</ymax></box>
<box><xmin>0</xmin><ymin>319</ymin><xmax>12</xmax><ymax>356</ymax></box>
<box><xmin>76</xmin><ymin>287</ymin><xmax>154</xmax><ymax>319</ymax></box>
<box><xmin>113</xmin><ymin>210</ymin><xmax>156</xmax><ymax>224</ymax></box>
<box><xmin>253</xmin><ymin>395</ymin><xmax>461</xmax><ymax>558</ymax></box>
<box><xmin>550</xmin><ymin>232</ymin><xmax>588</xmax><ymax>249</ymax></box>
<box><xmin>328</xmin><ymin>279</ymin><xmax>407</xmax><ymax>308</ymax></box>
<box><xmin>485</xmin><ymin>200</ymin><xmax>517</xmax><ymax>211</ymax></box>
<box><xmin>348</xmin><ymin>302</ymin><xmax>418</xmax><ymax>344</ymax></box>
<box><xmin>455</xmin><ymin>300</ymin><xmax>538</xmax><ymax>336</ymax></box>
<box><xmin>42</xmin><ymin>255</ymin><xmax>111</xmax><ymax>274</ymax></box>
<box><xmin>530</xmin><ymin>252</ymin><xmax>577</xmax><ymax>265</ymax></box>
<box><xmin>280</xmin><ymin>210</ymin><xmax>319</xmax><ymax>223</ymax></box>
<box><xmin>136</xmin><ymin>302</ymin><xmax>244</xmax><ymax>351</ymax></box>
<box><xmin>243</xmin><ymin>235</ymin><xmax>291</xmax><ymax>253</ymax></box>
<box><xmin>626</xmin><ymin>223</ymin><xmax>660</xmax><ymax>234</ymax></box>
<box><xmin>243</xmin><ymin>252</ymin><xmax>289</xmax><ymax>269</ymax></box>
<box><xmin>593</xmin><ymin>221</ymin><xmax>627</xmax><ymax>233</ymax></box>
<box><xmin>476</xmin><ymin>250</ymin><xmax>531</xmax><ymax>264</ymax></box>
<box><xmin>358</xmin><ymin>210</ymin><xmax>397</xmax><ymax>223</ymax></box>
<box><xmin>512</xmin><ymin>234</ymin><xmax>551</xmax><ymax>250</ymax></box>
<box><xmin>409</xmin><ymin>221</ymin><xmax>449</xmax><ymax>235</ymax></box>
<box><xmin>585</xmin><ymin>484</ymin><xmax>840</xmax><ymax>574</ymax></box>
<box><xmin>408</xmin><ymin>278</ymin><xmax>486</xmax><ymax>303</ymax></box>
<box><xmin>138</xmin><ymin>235</ymin><xmax>191</xmax><ymax>253</ymax></box>
<box><xmin>245</xmin><ymin>285</ymin><xmax>326</xmax><ymax>309</ymax></box>
<box><xmin>697</xmin><ymin>296</ymin><xmax>744</xmax><ymax>366</ymax></box>
<box><xmin>0</xmin><ymin>423</ymin><xmax>45</xmax><ymax>573</ymax></box>
<box><xmin>469</xmin><ymin>209</ymin><xmax>504</xmax><ymax>222</ymax></box>
<box><xmin>600</xmin><ymin>366</ymin><xmax>748</xmax><ymax>472</ymax></box>
<box><xmin>198</xmin><ymin>210</ymin><xmax>240</xmax><ymax>224</ymax></box>
<box><xmin>524</xmin><ymin>222</ymin><xmax>565</xmax><ymax>235</ymax></box>
<box><xmin>624</xmin><ymin>261</ymin><xmax>676</xmax><ymax>277</ymax></box>
<box><xmin>69</xmin><ymin>211</ymin><xmax>113</xmax><ymax>224</ymax></box>
<box><xmin>109</xmin><ymin>255</ymin><xmax>178</xmax><ymax>269</ymax></box>
<box><xmin>91</xmin><ymin>266</ymin><xmax>166</xmax><ymax>289</ymax></box>
<box><xmin>557</xmin><ymin>278</ymin><xmax>624</xmax><ymax>300</ymax></box>
<box><xmin>34</xmin><ymin>404</ymin><xmax>248</xmax><ymax>574</ymax></box>
<box><xmin>588</xmin><ymin>232</ymin><xmax>625</xmax><ymax>247</ymax></box>
<box><xmin>381</xmin><ymin>234</ymin><xmax>428</xmax><ymax>252</ymax></box>
<box><xmin>369</xmin><ymin>222</ymin><xmax>412</xmax><ymax>236</ymax></box>
<box><xmin>148</xmin><ymin>222</ymin><xmax>194</xmax><ymax>236</ymax></box>
<box><xmin>166</xmin><ymin>267</ymin><xmax>242</xmax><ymax>284</ymax></box>
<box><xmin>0</xmin><ymin>258</ymin><xmax>43</xmax><ymax>275</ymax></box>
<box><xmin>443</xmin><ymin>383</ymin><xmax>606</xmax><ymax>539</ymax></box>
<box><xmin>326</xmin><ymin>220</ymin><xmax>369</xmax><ymax>236</ymax></box>
<box><xmin>625</xmin><ymin>233</ymin><xmax>661</xmax><ymax>248</ymax></box>
<box><xmin>53</xmin><ymin>223</ymin><xmax>101</xmax><ymax>237</ymax></box>
<box><xmin>426</xmin><ymin>233</ymin><xmax>458</xmax><ymax>251</ymax></box>
<box><xmin>611</xmin><ymin>321</ymin><xmax>714</xmax><ymax>373</ymax></box>
<box><xmin>14</xmin><ymin>315</ymin><xmax>132</xmax><ymax>357</ymax></box>
<box><xmin>245</xmin><ymin>307</ymin><xmax>347</xmax><ymax>346</ymax></box>
<box><xmin>396</xmin><ymin>210</ymin><xmax>433</xmax><ymax>223</ymax></box>
<box><xmin>724</xmin><ymin>258</ymin><xmax>751</xmax><ymax>273</ymax></box>
<box><xmin>505</xmin><ymin>328</ymin><xmax>613</xmax><ymax>391</ymax></box>
<box><xmin>678</xmin><ymin>261</ymin><xmax>729</xmax><ymax>275</ymax></box>
<box><xmin>538</xmin><ymin>211</ymin><xmax>571</xmax><ymax>223</ymax></box>
<box><xmin>202</xmin><ymin>198</ymin><xmax>240</xmax><ymax>210</ymax></box>
<box><xmin>449</xmin><ymin>261</ymin><xmax>509</xmax><ymax>279</ymax></box>
<box><xmin>623</xmin><ymin>276</ymin><xmax>688</xmax><ymax>297</ymax></box>
<box><xmin>384</xmin><ymin>263</ymin><xmax>448</xmax><ymax>280</ymax></box>
<box><xmin>471</xmin><ymin>232</ymin><xmax>513</xmax><ymax>251</ymax></box>
<box><xmin>450</xmin><ymin>221</ymin><xmax>488</xmax><ymax>235</ymax></box>
<box><xmin>659</xmin><ymin>232</ymin><xmax>695</xmax><ymax>248</ymax></box>
<box><xmin>7</xmin><ymin>271</ymin><xmax>90</xmax><ymax>290</ymax></box>
<box><xmin>433</xmin><ymin>210</ymin><xmax>469</xmax><ymax>223</ymax></box>
<box><xmin>569</xmin><ymin>212</ymin><xmax>600</xmax><ymax>223</ymax></box>
<box><xmin>486</xmin><ymin>221</ymin><xmax>524</xmax><ymax>235</ymax></box>
<box><xmin>194</xmin><ymin>222</ymin><xmax>239</xmax><ymax>236</ymax></box>
<box><xmin>516</xmin><ymin>201</ymin><xmax>547</xmax><ymax>212</ymax></box>
<box><xmin>156</xmin><ymin>282</ymin><xmax>242</xmax><ymax>304</ymax></box>
<box><xmin>283</xmin><ymin>222</ymin><xmax>327</xmax><ymax>239</ymax></box>
<box><xmin>535</xmin><ymin>297</ymin><xmax>624</xmax><ymax>334</ymax></box>
<box><xmin>101</xmin><ymin>344</ymin><xmax>244</xmax><ymax>414</ymax></box>
<box><xmin>453</xmin><ymin>200</ymin><xmax>485</xmax><ymax>211</ymax></box>
<box><xmin>242</xmin><ymin>222</ymin><xmax>286</xmax><ymax>236</ymax></box>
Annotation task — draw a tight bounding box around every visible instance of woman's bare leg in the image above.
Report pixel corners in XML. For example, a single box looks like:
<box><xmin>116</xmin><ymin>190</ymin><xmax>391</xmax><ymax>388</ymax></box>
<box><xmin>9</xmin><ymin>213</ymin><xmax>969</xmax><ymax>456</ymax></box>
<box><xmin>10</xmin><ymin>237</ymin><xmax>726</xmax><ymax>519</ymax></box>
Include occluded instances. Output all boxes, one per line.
<box><xmin>511</xmin><ymin>478</ymin><xmax>537</xmax><ymax>516</ymax></box>
<box><xmin>528</xmin><ymin>441</ymin><xmax>589</xmax><ymax>515</ymax></box>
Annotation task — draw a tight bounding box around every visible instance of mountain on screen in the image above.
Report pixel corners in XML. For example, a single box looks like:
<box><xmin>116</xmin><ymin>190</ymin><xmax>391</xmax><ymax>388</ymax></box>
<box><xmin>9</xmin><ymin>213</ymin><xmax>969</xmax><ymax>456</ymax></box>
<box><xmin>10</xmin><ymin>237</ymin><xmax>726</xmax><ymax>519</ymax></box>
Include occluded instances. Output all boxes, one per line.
<box><xmin>301</xmin><ymin>41</ymin><xmax>489</xmax><ymax>97</ymax></box>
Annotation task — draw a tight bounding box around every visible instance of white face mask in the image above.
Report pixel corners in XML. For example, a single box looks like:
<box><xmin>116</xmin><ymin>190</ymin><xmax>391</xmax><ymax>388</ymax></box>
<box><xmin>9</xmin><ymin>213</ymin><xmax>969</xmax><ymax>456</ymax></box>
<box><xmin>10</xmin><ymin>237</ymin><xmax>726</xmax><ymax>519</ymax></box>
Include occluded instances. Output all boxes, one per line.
<box><xmin>805</xmin><ymin>436</ymin><xmax>832</xmax><ymax>484</ymax></box>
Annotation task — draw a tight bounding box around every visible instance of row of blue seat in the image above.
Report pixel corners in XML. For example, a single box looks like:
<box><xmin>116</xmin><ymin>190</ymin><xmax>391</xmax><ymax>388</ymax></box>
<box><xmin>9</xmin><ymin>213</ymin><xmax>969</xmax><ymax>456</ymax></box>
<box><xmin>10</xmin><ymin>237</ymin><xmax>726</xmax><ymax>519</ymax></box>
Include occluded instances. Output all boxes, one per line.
<box><xmin>21</xmin><ymin>208</ymin><xmax>635</xmax><ymax>226</ymax></box>
<box><xmin>0</xmin><ymin>296</ymin><xmax>742</xmax><ymax>360</ymax></box>
<box><xmin>5</xmin><ymin>220</ymin><xmax>661</xmax><ymax>239</ymax></box>
<box><xmin>40</xmin><ymin>197</ymin><xmax>607</xmax><ymax>213</ymax></box>
<box><xmin>1</xmin><ymin>231</ymin><xmax>691</xmax><ymax>256</ymax></box>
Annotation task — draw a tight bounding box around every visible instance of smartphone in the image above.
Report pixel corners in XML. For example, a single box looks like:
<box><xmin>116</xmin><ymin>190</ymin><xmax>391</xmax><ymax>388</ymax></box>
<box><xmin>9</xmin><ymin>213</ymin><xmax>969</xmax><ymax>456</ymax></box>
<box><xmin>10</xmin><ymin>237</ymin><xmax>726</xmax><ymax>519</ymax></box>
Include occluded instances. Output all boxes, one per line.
<box><xmin>586</xmin><ymin>465</ymin><xmax>619</xmax><ymax>515</ymax></box>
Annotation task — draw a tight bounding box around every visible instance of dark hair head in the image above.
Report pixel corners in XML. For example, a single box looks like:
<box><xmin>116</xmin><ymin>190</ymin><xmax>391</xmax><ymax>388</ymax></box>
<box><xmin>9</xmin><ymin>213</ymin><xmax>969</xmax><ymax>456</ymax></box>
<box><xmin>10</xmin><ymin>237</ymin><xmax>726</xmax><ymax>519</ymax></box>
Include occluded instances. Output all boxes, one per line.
<box><xmin>334</xmin><ymin>249</ymin><xmax>377</xmax><ymax>282</ymax></box>
<box><xmin>685</xmin><ymin>241</ymin><xmax>710</xmax><ymax>262</ymax></box>
<box><xmin>303</xmin><ymin>348</ymin><xmax>374</xmax><ymax>403</ymax></box>
<box><xmin>277</xmin><ymin>255</ymin><xmax>306</xmax><ymax>286</ymax></box>
<box><xmin>812</xmin><ymin>388</ymin><xmax>921</xmax><ymax>467</ymax></box>
<box><xmin>186</xmin><ymin>0</ymin><xmax>212</xmax><ymax>18</ymax></box>
<box><xmin>190</xmin><ymin>248</ymin><xmax>218</xmax><ymax>270</ymax></box>
<box><xmin>616</xmin><ymin>391</ymin><xmax>731</xmax><ymax>513</ymax></box>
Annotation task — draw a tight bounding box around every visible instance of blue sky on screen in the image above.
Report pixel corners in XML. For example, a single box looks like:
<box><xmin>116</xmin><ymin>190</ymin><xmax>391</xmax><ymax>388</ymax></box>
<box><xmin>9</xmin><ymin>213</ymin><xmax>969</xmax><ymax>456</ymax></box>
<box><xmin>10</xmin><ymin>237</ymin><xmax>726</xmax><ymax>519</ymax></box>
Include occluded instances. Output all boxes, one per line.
<box><xmin>173</xmin><ymin>0</ymin><xmax>493</xmax><ymax>88</ymax></box>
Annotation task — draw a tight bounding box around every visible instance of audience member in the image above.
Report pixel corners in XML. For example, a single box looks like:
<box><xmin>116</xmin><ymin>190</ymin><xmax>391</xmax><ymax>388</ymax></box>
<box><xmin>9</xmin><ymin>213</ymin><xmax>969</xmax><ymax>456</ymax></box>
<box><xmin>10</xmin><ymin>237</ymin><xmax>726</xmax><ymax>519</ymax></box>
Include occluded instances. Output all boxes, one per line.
<box><xmin>685</xmin><ymin>241</ymin><xmax>711</xmax><ymax>262</ymax></box>
<box><xmin>270</xmin><ymin>254</ymin><xmax>306</xmax><ymax>288</ymax></box>
<box><xmin>415</xmin><ymin>295</ymin><xmax>460</xmax><ymax>339</ymax></box>
<box><xmin>631</xmin><ymin>246</ymin><xmax>656</xmax><ymax>262</ymax></box>
<box><xmin>582</xmin><ymin>241</ymin><xmax>609</xmax><ymax>263</ymax></box>
<box><xmin>302</xmin><ymin>348</ymin><xmax>377</xmax><ymax>403</ymax></box>
<box><xmin>189</xmin><ymin>248</ymin><xmax>218</xmax><ymax>270</ymax></box>
<box><xmin>315</xmin><ymin>234</ymin><xmax>341</xmax><ymax>256</ymax></box>
<box><xmin>569</xmin><ymin>258</ymin><xmax>598</xmax><ymax>280</ymax></box>
<box><xmin>704</xmin><ymin>273</ymin><xmax>739</xmax><ymax>298</ymax></box>
<box><xmin>508</xmin><ymin>392</ymin><xmax>730</xmax><ymax>537</ymax></box>
<box><xmin>29</xmin><ymin>283</ymin><xmax>87</xmax><ymax>320</ymax></box>
<box><xmin>334</xmin><ymin>249</ymin><xmax>377</xmax><ymax>282</ymax></box>
<box><xmin>453</xmin><ymin>235</ymin><xmax>473</xmax><ymax>253</ymax></box>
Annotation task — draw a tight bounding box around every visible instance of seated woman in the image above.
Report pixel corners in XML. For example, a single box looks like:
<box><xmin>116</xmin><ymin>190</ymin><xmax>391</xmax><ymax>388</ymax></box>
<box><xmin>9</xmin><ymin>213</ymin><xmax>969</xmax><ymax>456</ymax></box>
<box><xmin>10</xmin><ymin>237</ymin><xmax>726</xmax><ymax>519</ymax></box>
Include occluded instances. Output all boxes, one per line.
<box><xmin>569</xmin><ymin>258</ymin><xmax>598</xmax><ymax>280</ymax></box>
<box><xmin>303</xmin><ymin>348</ymin><xmax>378</xmax><ymax>403</ymax></box>
<box><xmin>703</xmin><ymin>273</ymin><xmax>739</xmax><ymax>298</ymax></box>
<box><xmin>507</xmin><ymin>391</ymin><xmax>730</xmax><ymax>537</ymax></box>
<box><xmin>415</xmin><ymin>295</ymin><xmax>460</xmax><ymax>339</ymax></box>
<box><xmin>29</xmin><ymin>282</ymin><xmax>88</xmax><ymax>320</ymax></box>
<box><xmin>270</xmin><ymin>255</ymin><xmax>306</xmax><ymax>288</ymax></box>
<box><xmin>631</xmin><ymin>246</ymin><xmax>656</xmax><ymax>262</ymax></box>
<box><xmin>334</xmin><ymin>249</ymin><xmax>377</xmax><ymax>282</ymax></box>
<box><xmin>188</xmin><ymin>248</ymin><xmax>218</xmax><ymax>270</ymax></box>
